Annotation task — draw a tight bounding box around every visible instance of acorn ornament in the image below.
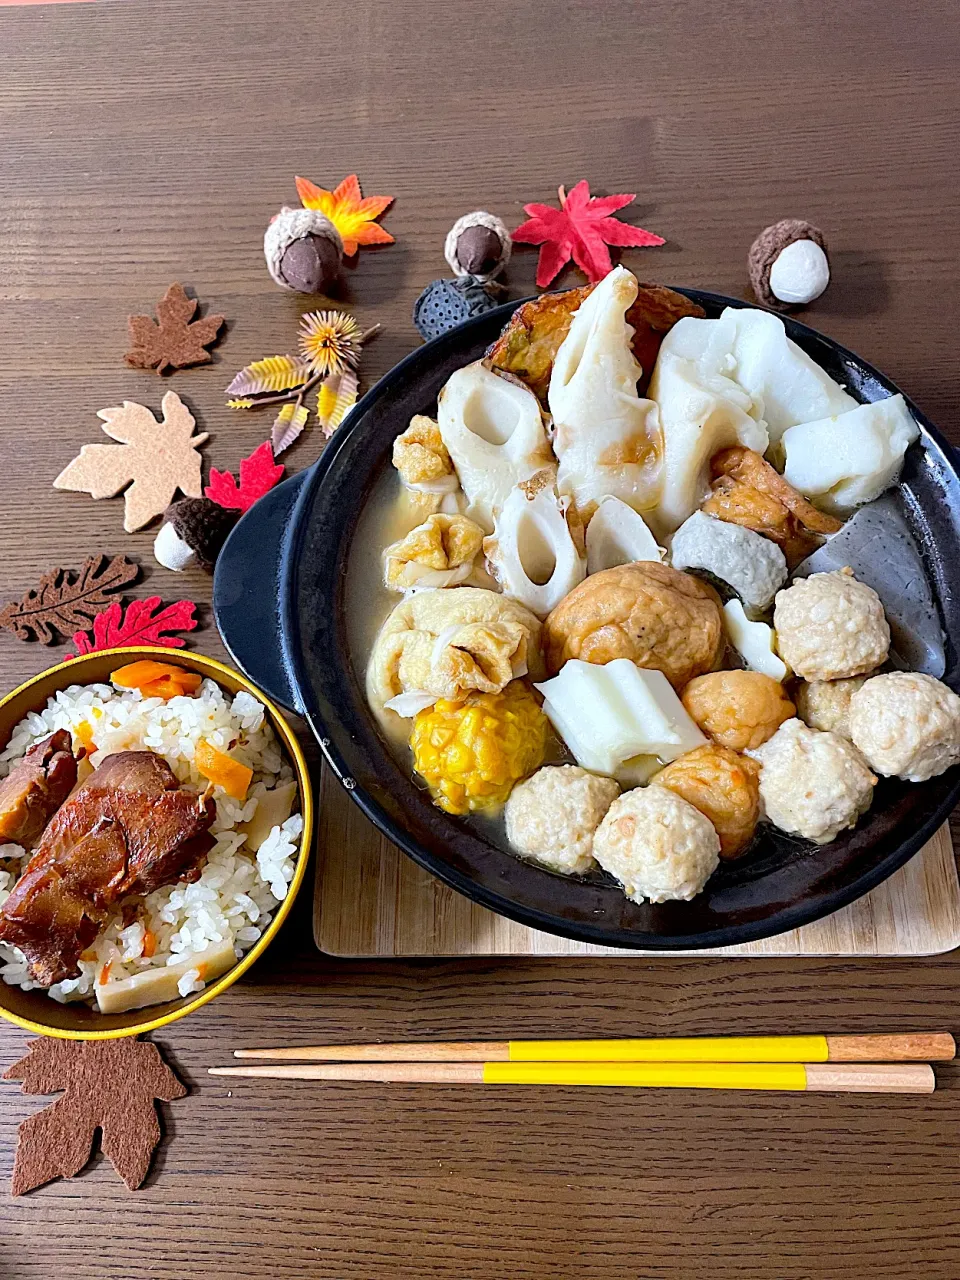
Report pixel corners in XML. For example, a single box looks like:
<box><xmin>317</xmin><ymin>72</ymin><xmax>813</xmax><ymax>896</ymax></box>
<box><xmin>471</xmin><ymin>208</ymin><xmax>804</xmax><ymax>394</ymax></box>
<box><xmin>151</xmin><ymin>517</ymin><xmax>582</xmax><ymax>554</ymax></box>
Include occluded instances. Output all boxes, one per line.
<box><xmin>154</xmin><ymin>497</ymin><xmax>239</xmax><ymax>572</ymax></box>
<box><xmin>444</xmin><ymin>211</ymin><xmax>511</xmax><ymax>283</ymax></box>
<box><xmin>748</xmin><ymin>219</ymin><xmax>830</xmax><ymax>309</ymax></box>
<box><xmin>414</xmin><ymin>211</ymin><xmax>510</xmax><ymax>341</ymax></box>
<box><xmin>264</xmin><ymin>207</ymin><xmax>343</xmax><ymax>295</ymax></box>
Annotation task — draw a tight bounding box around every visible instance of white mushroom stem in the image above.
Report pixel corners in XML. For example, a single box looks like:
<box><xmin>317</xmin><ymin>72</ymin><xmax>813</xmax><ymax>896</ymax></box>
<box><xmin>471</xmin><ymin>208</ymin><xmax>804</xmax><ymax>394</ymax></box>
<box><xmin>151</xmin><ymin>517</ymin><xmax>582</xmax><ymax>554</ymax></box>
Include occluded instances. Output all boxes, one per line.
<box><xmin>154</xmin><ymin>522</ymin><xmax>196</xmax><ymax>572</ymax></box>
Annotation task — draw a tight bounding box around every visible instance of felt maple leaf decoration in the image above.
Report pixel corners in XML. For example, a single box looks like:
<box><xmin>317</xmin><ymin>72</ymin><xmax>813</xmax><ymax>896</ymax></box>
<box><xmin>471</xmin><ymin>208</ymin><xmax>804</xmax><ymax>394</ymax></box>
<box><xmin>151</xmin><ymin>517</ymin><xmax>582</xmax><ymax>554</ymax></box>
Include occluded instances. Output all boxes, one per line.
<box><xmin>54</xmin><ymin>391</ymin><xmax>209</xmax><ymax>532</ymax></box>
<box><xmin>295</xmin><ymin>174</ymin><xmax>394</xmax><ymax>256</ymax></box>
<box><xmin>125</xmin><ymin>282</ymin><xmax>225</xmax><ymax>373</ymax></box>
<box><xmin>69</xmin><ymin>596</ymin><xmax>198</xmax><ymax>656</ymax></box>
<box><xmin>205</xmin><ymin>441</ymin><xmax>284</xmax><ymax>512</ymax></box>
<box><xmin>512</xmin><ymin>181</ymin><xmax>665</xmax><ymax>288</ymax></box>
<box><xmin>3</xmin><ymin>1037</ymin><xmax>186</xmax><ymax>1195</ymax></box>
<box><xmin>0</xmin><ymin>554</ymin><xmax>139</xmax><ymax>645</ymax></box>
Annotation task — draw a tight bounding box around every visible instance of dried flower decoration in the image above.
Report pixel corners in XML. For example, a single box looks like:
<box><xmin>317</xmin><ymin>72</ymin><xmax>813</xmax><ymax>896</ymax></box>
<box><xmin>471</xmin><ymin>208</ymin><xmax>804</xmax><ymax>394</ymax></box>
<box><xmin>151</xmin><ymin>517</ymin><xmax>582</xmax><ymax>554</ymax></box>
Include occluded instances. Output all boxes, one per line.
<box><xmin>223</xmin><ymin>312</ymin><xmax>375</xmax><ymax>455</ymax></box>
<box><xmin>298</xmin><ymin>309</ymin><xmax>363</xmax><ymax>378</ymax></box>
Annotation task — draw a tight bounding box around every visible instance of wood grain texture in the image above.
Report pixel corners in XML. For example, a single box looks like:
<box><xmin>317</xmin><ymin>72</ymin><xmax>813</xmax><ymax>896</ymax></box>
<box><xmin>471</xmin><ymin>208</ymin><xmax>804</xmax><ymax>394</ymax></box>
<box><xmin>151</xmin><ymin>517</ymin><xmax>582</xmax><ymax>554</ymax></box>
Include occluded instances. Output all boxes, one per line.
<box><xmin>315</xmin><ymin>775</ymin><xmax>960</xmax><ymax>957</ymax></box>
<box><xmin>1</xmin><ymin>0</ymin><xmax>960</xmax><ymax>1276</ymax></box>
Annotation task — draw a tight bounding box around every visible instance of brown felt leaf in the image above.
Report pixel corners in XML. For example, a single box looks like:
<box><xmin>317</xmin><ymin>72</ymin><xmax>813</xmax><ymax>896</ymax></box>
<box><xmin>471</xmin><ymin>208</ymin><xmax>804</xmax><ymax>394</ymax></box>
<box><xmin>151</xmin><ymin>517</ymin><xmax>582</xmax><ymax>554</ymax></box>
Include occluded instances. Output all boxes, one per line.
<box><xmin>54</xmin><ymin>391</ymin><xmax>209</xmax><ymax>531</ymax></box>
<box><xmin>0</xmin><ymin>553</ymin><xmax>140</xmax><ymax>645</ymax></box>
<box><xmin>125</xmin><ymin>282</ymin><xmax>225</xmax><ymax>373</ymax></box>
<box><xmin>3</xmin><ymin>1037</ymin><xmax>186</xmax><ymax>1195</ymax></box>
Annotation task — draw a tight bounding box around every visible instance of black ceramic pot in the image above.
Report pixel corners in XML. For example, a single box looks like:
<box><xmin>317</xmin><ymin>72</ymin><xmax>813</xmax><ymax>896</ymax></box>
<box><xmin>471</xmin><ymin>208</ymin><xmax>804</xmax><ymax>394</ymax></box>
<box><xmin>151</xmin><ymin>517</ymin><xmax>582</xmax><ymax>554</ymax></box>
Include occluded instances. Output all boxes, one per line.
<box><xmin>213</xmin><ymin>290</ymin><xmax>960</xmax><ymax>949</ymax></box>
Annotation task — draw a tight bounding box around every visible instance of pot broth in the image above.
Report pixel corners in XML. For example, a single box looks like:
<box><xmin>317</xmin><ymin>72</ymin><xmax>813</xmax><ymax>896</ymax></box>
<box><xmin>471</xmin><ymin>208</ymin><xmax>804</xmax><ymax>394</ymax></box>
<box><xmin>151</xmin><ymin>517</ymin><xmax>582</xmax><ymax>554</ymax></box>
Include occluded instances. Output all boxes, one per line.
<box><xmin>344</xmin><ymin>462</ymin><xmax>571</xmax><ymax>854</ymax></box>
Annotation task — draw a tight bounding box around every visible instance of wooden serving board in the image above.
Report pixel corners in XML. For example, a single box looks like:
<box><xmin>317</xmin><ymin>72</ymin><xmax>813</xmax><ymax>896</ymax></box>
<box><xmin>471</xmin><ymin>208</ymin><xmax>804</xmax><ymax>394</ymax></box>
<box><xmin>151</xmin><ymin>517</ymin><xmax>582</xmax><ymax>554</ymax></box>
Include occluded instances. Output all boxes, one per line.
<box><xmin>314</xmin><ymin>768</ymin><xmax>960</xmax><ymax>958</ymax></box>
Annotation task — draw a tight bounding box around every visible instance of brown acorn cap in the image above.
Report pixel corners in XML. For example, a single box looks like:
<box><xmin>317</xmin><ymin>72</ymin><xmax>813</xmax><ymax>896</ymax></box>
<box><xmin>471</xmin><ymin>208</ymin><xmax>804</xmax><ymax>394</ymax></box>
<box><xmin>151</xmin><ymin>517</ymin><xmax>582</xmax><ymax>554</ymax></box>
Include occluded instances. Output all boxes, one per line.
<box><xmin>748</xmin><ymin>218</ymin><xmax>827</xmax><ymax>309</ymax></box>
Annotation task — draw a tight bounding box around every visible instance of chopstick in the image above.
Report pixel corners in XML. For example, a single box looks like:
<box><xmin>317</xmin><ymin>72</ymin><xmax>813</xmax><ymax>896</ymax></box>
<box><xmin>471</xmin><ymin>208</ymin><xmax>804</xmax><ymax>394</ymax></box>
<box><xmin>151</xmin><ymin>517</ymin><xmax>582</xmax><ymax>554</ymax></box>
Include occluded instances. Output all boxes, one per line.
<box><xmin>209</xmin><ymin>1061</ymin><xmax>936</xmax><ymax>1093</ymax></box>
<box><xmin>231</xmin><ymin>1032</ymin><xmax>956</xmax><ymax>1064</ymax></box>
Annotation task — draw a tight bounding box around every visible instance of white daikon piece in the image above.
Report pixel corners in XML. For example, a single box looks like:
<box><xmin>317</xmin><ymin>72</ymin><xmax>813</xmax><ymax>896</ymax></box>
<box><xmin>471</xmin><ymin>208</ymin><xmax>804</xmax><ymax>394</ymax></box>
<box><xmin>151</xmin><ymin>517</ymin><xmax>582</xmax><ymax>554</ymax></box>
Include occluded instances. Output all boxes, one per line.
<box><xmin>782</xmin><ymin>394</ymin><xmax>919</xmax><ymax>515</ymax></box>
<box><xmin>723</xmin><ymin>599</ymin><xmax>788</xmax><ymax>681</ymax></box>
<box><xmin>726</xmin><ymin>307</ymin><xmax>856</xmax><ymax>445</ymax></box>
<box><xmin>585</xmin><ymin>496</ymin><xmax>663</xmax><ymax>574</ymax></box>
<box><xmin>548</xmin><ymin>267</ymin><xmax>662</xmax><ymax>519</ymax></box>
<box><xmin>646</xmin><ymin>315</ymin><xmax>769</xmax><ymax>537</ymax></box>
<box><xmin>534</xmin><ymin>659</ymin><xmax>706</xmax><ymax>776</ymax></box>
<box><xmin>437</xmin><ymin>361</ymin><xmax>553</xmax><ymax>531</ymax></box>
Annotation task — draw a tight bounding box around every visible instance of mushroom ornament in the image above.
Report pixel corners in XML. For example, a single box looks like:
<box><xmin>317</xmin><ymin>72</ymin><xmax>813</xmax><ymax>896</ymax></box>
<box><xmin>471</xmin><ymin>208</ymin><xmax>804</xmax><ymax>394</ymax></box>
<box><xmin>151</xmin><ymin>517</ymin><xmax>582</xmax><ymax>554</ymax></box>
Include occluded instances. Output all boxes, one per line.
<box><xmin>748</xmin><ymin>218</ymin><xmax>831</xmax><ymax>309</ymax></box>
<box><xmin>153</xmin><ymin>497</ymin><xmax>239</xmax><ymax>572</ymax></box>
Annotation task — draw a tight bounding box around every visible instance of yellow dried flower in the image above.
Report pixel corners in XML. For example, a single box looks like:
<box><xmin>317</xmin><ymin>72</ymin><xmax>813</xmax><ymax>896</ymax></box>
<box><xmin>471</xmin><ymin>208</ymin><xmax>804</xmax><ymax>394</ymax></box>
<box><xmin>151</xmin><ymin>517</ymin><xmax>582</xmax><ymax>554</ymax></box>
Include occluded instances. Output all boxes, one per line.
<box><xmin>298</xmin><ymin>309</ymin><xmax>363</xmax><ymax>378</ymax></box>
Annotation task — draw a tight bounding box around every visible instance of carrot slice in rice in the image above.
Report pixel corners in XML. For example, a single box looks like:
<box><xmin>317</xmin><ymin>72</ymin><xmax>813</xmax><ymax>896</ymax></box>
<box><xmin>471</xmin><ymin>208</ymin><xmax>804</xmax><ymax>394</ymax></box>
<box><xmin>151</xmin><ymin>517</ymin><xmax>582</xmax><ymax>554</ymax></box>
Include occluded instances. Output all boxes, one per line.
<box><xmin>141</xmin><ymin>673</ymin><xmax>203</xmax><ymax>700</ymax></box>
<box><xmin>194</xmin><ymin>739</ymin><xmax>253</xmax><ymax>801</ymax></box>
<box><xmin>111</xmin><ymin>660</ymin><xmax>202</xmax><ymax>700</ymax></box>
<box><xmin>111</xmin><ymin>659</ymin><xmax>183</xmax><ymax>688</ymax></box>
<box><xmin>142</xmin><ymin>929</ymin><xmax>157</xmax><ymax>958</ymax></box>
<box><xmin>73</xmin><ymin>720</ymin><xmax>95</xmax><ymax>751</ymax></box>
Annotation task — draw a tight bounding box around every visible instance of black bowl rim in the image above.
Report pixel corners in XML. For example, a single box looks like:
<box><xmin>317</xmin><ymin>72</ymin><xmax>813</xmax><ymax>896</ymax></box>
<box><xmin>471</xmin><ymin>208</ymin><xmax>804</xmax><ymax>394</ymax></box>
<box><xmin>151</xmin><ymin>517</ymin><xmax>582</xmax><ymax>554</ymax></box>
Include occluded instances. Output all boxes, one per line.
<box><xmin>281</xmin><ymin>288</ymin><xmax>960</xmax><ymax>949</ymax></box>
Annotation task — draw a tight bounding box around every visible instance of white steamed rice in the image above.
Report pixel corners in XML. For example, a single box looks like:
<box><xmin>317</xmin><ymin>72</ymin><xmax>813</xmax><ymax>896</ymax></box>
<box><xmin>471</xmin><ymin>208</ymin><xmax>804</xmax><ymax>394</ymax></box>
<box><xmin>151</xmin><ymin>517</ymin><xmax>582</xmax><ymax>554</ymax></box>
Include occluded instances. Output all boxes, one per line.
<box><xmin>0</xmin><ymin>677</ymin><xmax>302</xmax><ymax>1005</ymax></box>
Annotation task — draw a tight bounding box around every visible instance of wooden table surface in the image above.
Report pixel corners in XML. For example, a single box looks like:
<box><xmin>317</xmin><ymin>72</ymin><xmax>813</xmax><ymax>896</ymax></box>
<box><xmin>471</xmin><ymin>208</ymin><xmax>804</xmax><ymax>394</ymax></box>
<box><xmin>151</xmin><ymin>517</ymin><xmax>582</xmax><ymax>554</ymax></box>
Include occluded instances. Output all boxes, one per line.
<box><xmin>2</xmin><ymin>0</ymin><xmax>960</xmax><ymax>1275</ymax></box>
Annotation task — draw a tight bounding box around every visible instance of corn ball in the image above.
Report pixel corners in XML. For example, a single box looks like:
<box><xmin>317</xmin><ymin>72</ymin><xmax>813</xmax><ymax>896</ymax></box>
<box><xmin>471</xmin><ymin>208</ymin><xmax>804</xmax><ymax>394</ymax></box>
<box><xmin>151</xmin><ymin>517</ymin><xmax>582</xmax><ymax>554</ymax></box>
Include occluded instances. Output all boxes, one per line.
<box><xmin>410</xmin><ymin>681</ymin><xmax>548</xmax><ymax>815</ymax></box>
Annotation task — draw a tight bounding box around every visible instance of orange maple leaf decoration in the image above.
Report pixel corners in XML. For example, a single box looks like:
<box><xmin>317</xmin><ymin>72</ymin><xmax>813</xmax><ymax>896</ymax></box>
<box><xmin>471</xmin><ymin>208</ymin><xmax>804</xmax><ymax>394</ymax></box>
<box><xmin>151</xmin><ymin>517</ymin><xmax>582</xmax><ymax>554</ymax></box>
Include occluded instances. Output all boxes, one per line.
<box><xmin>295</xmin><ymin>173</ymin><xmax>394</xmax><ymax>256</ymax></box>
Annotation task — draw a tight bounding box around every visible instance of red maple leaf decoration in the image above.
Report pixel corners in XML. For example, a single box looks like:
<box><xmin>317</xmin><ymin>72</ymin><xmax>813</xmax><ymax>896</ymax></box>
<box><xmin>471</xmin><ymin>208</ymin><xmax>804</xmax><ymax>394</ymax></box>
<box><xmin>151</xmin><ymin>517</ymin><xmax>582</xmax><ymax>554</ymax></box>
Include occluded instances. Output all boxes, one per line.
<box><xmin>69</xmin><ymin>597</ymin><xmax>197</xmax><ymax>656</ymax></box>
<box><xmin>204</xmin><ymin>441</ymin><xmax>285</xmax><ymax>513</ymax></box>
<box><xmin>512</xmin><ymin>181</ymin><xmax>665</xmax><ymax>288</ymax></box>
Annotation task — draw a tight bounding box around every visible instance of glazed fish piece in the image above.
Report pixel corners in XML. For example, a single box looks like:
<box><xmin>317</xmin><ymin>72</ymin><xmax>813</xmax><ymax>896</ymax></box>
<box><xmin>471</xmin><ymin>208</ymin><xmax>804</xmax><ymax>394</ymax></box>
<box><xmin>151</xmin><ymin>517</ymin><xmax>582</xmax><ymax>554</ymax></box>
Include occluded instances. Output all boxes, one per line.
<box><xmin>0</xmin><ymin>750</ymin><xmax>216</xmax><ymax>986</ymax></box>
<box><xmin>0</xmin><ymin>729</ymin><xmax>77</xmax><ymax>849</ymax></box>
<box><xmin>792</xmin><ymin>495</ymin><xmax>946</xmax><ymax>677</ymax></box>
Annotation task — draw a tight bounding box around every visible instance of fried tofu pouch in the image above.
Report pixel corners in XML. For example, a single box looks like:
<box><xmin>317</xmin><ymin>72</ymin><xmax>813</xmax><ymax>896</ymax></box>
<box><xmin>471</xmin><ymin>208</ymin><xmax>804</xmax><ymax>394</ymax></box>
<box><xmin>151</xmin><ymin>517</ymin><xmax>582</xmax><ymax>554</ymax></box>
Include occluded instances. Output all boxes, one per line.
<box><xmin>367</xmin><ymin>587</ymin><xmax>545</xmax><ymax>709</ymax></box>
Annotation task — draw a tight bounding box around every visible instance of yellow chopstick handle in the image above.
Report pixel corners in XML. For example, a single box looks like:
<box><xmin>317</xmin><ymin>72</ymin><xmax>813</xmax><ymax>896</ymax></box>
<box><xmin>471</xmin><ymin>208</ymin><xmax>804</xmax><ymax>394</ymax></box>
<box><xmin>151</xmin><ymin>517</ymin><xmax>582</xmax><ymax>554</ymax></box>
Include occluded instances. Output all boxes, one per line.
<box><xmin>484</xmin><ymin>1061</ymin><xmax>808</xmax><ymax>1089</ymax></box>
<box><xmin>508</xmin><ymin>1036</ymin><xmax>829</xmax><ymax>1063</ymax></box>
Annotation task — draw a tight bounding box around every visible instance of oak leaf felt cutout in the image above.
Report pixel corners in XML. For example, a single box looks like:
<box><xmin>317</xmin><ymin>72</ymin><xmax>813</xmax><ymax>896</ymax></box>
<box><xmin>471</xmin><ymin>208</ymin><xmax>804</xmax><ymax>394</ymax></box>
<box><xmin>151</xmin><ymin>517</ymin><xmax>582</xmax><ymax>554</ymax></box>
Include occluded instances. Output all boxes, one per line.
<box><xmin>0</xmin><ymin>554</ymin><xmax>139</xmax><ymax>645</ymax></box>
<box><xmin>69</xmin><ymin>597</ymin><xmax>198</xmax><ymax>656</ymax></box>
<box><xmin>512</xmin><ymin>180</ymin><xmax>665</xmax><ymax>287</ymax></box>
<box><xmin>125</xmin><ymin>282</ymin><xmax>225</xmax><ymax>373</ymax></box>
<box><xmin>295</xmin><ymin>174</ymin><xmax>394</xmax><ymax>256</ymax></box>
<box><xmin>54</xmin><ymin>392</ymin><xmax>209</xmax><ymax>532</ymax></box>
<box><xmin>3</xmin><ymin>1037</ymin><xmax>186</xmax><ymax>1195</ymax></box>
<box><xmin>205</xmin><ymin>441</ymin><xmax>285</xmax><ymax>512</ymax></box>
